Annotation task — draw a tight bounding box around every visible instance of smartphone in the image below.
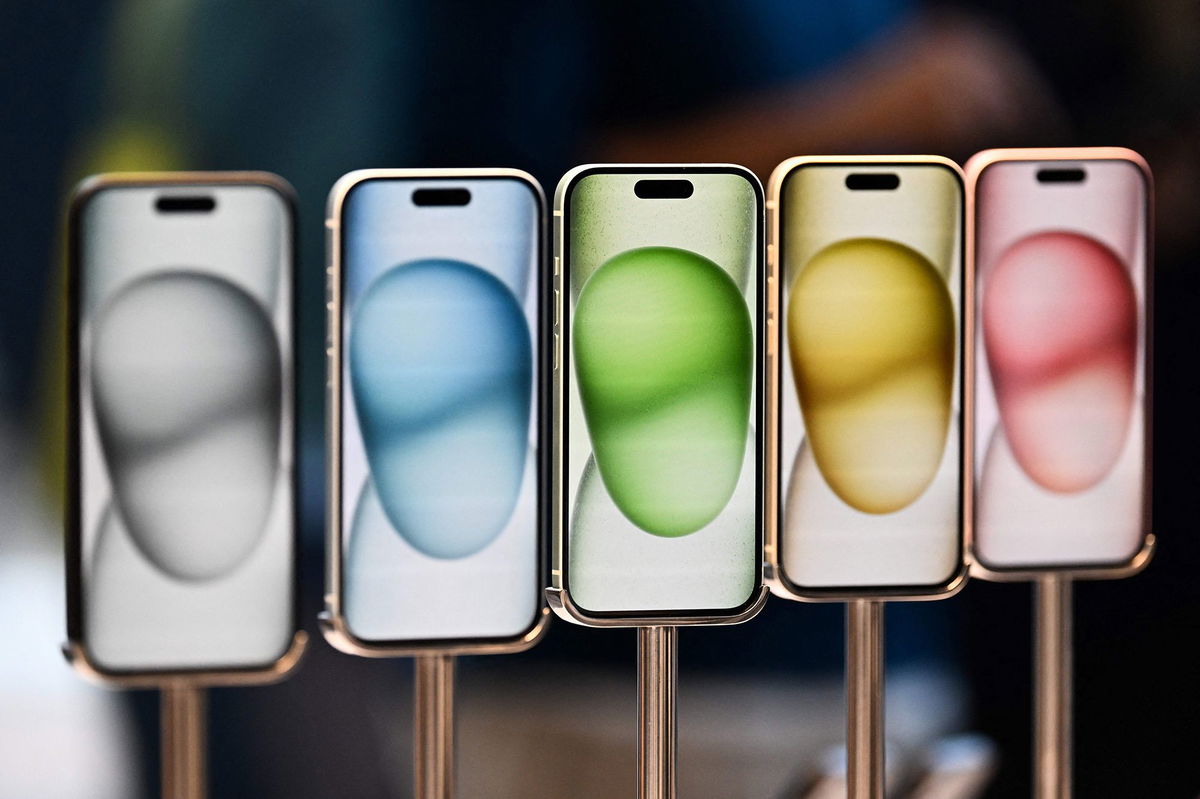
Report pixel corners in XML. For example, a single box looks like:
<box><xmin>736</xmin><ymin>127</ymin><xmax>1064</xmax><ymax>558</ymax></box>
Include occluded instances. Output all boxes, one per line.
<box><xmin>548</xmin><ymin>164</ymin><xmax>767</xmax><ymax>626</ymax></box>
<box><xmin>322</xmin><ymin>169</ymin><xmax>549</xmax><ymax>654</ymax></box>
<box><xmin>766</xmin><ymin>156</ymin><xmax>967</xmax><ymax>600</ymax></box>
<box><xmin>966</xmin><ymin>148</ymin><xmax>1152</xmax><ymax>577</ymax></box>
<box><xmin>65</xmin><ymin>173</ymin><xmax>302</xmax><ymax>681</ymax></box>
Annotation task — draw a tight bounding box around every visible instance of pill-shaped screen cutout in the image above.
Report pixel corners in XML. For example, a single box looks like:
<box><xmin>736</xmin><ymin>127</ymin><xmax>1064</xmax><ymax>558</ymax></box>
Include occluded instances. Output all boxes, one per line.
<box><xmin>336</xmin><ymin>175</ymin><xmax>543</xmax><ymax>644</ymax></box>
<box><xmin>71</xmin><ymin>178</ymin><xmax>297</xmax><ymax>673</ymax></box>
<box><xmin>560</xmin><ymin>166</ymin><xmax>763</xmax><ymax>617</ymax></box>
<box><xmin>971</xmin><ymin>154</ymin><xmax>1150</xmax><ymax>572</ymax></box>
<box><xmin>775</xmin><ymin>160</ymin><xmax>965</xmax><ymax>594</ymax></box>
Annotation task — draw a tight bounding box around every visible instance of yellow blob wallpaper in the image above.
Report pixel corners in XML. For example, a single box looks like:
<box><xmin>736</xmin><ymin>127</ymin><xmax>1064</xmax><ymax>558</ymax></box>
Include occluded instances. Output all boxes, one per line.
<box><xmin>787</xmin><ymin>237</ymin><xmax>954</xmax><ymax>514</ymax></box>
<box><xmin>776</xmin><ymin>160</ymin><xmax>963</xmax><ymax>592</ymax></box>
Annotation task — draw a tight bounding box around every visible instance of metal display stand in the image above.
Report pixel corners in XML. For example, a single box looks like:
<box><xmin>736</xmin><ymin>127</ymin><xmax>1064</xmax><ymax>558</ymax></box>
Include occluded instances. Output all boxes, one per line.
<box><xmin>414</xmin><ymin>653</ymin><xmax>457</xmax><ymax>799</ymax></box>
<box><xmin>161</xmin><ymin>682</ymin><xmax>207</xmax><ymax>799</ymax></box>
<box><xmin>846</xmin><ymin>599</ymin><xmax>885</xmax><ymax>799</ymax></box>
<box><xmin>638</xmin><ymin>626</ymin><xmax>678</xmax><ymax>799</ymax></box>
<box><xmin>1034</xmin><ymin>574</ymin><xmax>1072</xmax><ymax>799</ymax></box>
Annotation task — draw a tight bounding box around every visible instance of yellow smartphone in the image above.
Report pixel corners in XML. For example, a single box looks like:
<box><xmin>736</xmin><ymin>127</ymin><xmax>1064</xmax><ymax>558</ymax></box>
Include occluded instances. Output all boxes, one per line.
<box><xmin>548</xmin><ymin>164</ymin><xmax>769</xmax><ymax>626</ymax></box>
<box><xmin>766</xmin><ymin>156</ymin><xmax>968</xmax><ymax>601</ymax></box>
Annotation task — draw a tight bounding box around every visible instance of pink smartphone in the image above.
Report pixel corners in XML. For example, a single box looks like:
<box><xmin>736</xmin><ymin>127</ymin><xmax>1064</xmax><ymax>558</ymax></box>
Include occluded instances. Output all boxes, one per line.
<box><xmin>967</xmin><ymin>148</ymin><xmax>1152</xmax><ymax>577</ymax></box>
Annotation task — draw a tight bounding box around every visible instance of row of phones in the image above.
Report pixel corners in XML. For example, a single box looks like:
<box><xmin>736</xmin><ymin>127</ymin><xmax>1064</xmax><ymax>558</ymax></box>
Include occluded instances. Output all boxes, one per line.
<box><xmin>64</xmin><ymin>149</ymin><xmax>1151</xmax><ymax>681</ymax></box>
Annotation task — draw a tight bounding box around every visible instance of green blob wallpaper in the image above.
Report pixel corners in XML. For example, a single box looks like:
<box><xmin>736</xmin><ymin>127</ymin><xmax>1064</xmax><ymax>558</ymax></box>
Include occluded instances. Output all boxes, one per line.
<box><xmin>574</xmin><ymin>246</ymin><xmax>752</xmax><ymax>537</ymax></box>
<box><xmin>565</xmin><ymin>171</ymin><xmax>759</xmax><ymax>613</ymax></box>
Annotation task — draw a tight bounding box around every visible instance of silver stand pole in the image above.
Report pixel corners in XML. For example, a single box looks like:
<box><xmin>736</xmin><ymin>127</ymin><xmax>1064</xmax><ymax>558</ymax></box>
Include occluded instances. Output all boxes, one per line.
<box><xmin>638</xmin><ymin>626</ymin><xmax>678</xmax><ymax>799</ymax></box>
<box><xmin>847</xmin><ymin>599</ymin><xmax>885</xmax><ymax>799</ymax></box>
<box><xmin>161</xmin><ymin>682</ymin><xmax>207</xmax><ymax>799</ymax></box>
<box><xmin>414</xmin><ymin>653</ymin><xmax>456</xmax><ymax>799</ymax></box>
<box><xmin>1034</xmin><ymin>574</ymin><xmax>1072</xmax><ymax>799</ymax></box>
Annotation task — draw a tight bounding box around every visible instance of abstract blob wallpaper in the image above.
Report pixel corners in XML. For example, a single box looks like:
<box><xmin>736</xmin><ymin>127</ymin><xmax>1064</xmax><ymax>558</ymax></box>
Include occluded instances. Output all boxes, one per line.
<box><xmin>972</xmin><ymin>157</ymin><xmax>1148</xmax><ymax>569</ymax></box>
<box><xmin>77</xmin><ymin>183</ymin><xmax>295</xmax><ymax>671</ymax></box>
<box><xmin>563</xmin><ymin>169</ymin><xmax>760</xmax><ymax>614</ymax></box>
<box><xmin>777</xmin><ymin>162</ymin><xmax>963</xmax><ymax>591</ymax></box>
<box><xmin>339</xmin><ymin>177</ymin><xmax>541</xmax><ymax>643</ymax></box>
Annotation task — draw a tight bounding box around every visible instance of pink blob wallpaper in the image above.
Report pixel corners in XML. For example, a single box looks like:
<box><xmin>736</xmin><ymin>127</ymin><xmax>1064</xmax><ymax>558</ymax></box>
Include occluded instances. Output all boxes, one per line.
<box><xmin>984</xmin><ymin>231</ymin><xmax>1137</xmax><ymax>493</ymax></box>
<box><xmin>972</xmin><ymin>154</ymin><xmax>1149</xmax><ymax>570</ymax></box>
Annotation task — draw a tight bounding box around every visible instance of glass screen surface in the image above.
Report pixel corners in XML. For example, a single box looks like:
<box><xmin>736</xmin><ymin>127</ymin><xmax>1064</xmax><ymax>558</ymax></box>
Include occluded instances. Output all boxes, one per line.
<box><xmin>563</xmin><ymin>169</ymin><xmax>761</xmax><ymax>615</ymax></box>
<box><xmin>972</xmin><ymin>159</ymin><xmax>1148</xmax><ymax>569</ymax></box>
<box><xmin>77</xmin><ymin>183</ymin><xmax>294</xmax><ymax>671</ymax></box>
<box><xmin>340</xmin><ymin>177</ymin><xmax>540</xmax><ymax>642</ymax></box>
<box><xmin>778</xmin><ymin>163</ymin><xmax>964</xmax><ymax>591</ymax></box>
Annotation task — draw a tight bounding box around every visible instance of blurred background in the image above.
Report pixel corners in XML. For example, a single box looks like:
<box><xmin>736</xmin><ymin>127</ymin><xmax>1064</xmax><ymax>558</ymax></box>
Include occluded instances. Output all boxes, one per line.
<box><xmin>1</xmin><ymin>0</ymin><xmax>1198</xmax><ymax>796</ymax></box>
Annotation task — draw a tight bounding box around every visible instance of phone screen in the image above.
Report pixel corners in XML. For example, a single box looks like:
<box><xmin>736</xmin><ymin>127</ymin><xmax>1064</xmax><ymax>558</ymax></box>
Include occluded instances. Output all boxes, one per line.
<box><xmin>72</xmin><ymin>180</ymin><xmax>295</xmax><ymax>672</ymax></box>
<box><xmin>337</xmin><ymin>175</ymin><xmax>542</xmax><ymax>643</ymax></box>
<box><xmin>560</xmin><ymin>167</ymin><xmax>762</xmax><ymax>616</ymax></box>
<box><xmin>776</xmin><ymin>162</ymin><xmax>964</xmax><ymax>593</ymax></box>
<box><xmin>972</xmin><ymin>156</ymin><xmax>1149</xmax><ymax>570</ymax></box>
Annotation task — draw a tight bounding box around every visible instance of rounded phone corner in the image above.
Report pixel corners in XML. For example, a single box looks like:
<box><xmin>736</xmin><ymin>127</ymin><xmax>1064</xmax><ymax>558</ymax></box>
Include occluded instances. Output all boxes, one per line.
<box><xmin>317</xmin><ymin>606</ymin><xmax>374</xmax><ymax>657</ymax></box>
<box><xmin>60</xmin><ymin>639</ymin><xmax>112</xmax><ymax>687</ymax></box>
<box><xmin>545</xmin><ymin>585</ymin><xmax>601</xmax><ymax>628</ymax></box>
<box><xmin>931</xmin><ymin>561</ymin><xmax>971</xmax><ymax>600</ymax></box>
<box><xmin>60</xmin><ymin>640</ymin><xmax>150</xmax><ymax>689</ymax></box>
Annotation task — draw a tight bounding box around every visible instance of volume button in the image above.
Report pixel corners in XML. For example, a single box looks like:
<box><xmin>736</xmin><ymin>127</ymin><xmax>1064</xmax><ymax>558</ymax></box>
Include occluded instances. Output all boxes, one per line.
<box><xmin>766</xmin><ymin>268</ymin><xmax>777</xmax><ymax>358</ymax></box>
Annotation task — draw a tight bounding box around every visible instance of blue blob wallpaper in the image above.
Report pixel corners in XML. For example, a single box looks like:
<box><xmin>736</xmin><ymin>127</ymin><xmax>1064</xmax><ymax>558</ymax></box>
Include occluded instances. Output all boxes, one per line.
<box><xmin>340</xmin><ymin>177</ymin><xmax>540</xmax><ymax>642</ymax></box>
<box><xmin>349</xmin><ymin>258</ymin><xmax>531</xmax><ymax>559</ymax></box>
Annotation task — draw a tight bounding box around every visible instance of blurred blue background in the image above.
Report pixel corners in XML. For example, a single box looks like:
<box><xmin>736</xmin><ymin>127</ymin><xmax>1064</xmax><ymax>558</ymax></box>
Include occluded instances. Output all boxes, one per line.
<box><xmin>1</xmin><ymin>1</ymin><xmax>1198</xmax><ymax>796</ymax></box>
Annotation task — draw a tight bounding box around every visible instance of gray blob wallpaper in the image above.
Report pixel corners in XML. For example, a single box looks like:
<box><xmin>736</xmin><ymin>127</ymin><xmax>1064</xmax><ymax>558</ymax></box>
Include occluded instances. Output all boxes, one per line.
<box><xmin>78</xmin><ymin>184</ymin><xmax>294</xmax><ymax>672</ymax></box>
